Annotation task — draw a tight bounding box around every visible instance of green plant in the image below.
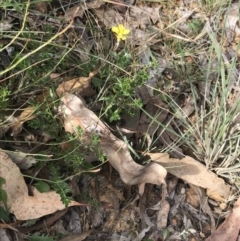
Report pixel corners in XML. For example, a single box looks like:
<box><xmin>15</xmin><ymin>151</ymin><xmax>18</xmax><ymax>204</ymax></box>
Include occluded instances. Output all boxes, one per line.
<box><xmin>188</xmin><ymin>19</ymin><xmax>203</xmax><ymax>35</ymax></box>
<box><xmin>200</xmin><ymin>0</ymin><xmax>232</xmax><ymax>12</ymax></box>
<box><xmin>27</xmin><ymin>234</ymin><xmax>55</xmax><ymax>241</ymax></box>
<box><xmin>94</xmin><ymin>49</ymin><xmax>149</xmax><ymax>122</ymax></box>
<box><xmin>49</xmin><ymin>164</ymin><xmax>73</xmax><ymax>207</ymax></box>
<box><xmin>0</xmin><ymin>177</ymin><xmax>8</xmax><ymax>209</ymax></box>
<box><xmin>0</xmin><ymin>86</ymin><xmax>10</xmax><ymax>111</ymax></box>
<box><xmin>154</xmin><ymin>30</ymin><xmax>240</xmax><ymax>186</ymax></box>
<box><xmin>27</xmin><ymin>98</ymin><xmax>61</xmax><ymax>137</ymax></box>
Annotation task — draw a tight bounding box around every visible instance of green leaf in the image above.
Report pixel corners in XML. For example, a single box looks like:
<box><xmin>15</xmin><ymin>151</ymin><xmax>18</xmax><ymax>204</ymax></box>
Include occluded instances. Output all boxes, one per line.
<box><xmin>0</xmin><ymin>206</ymin><xmax>10</xmax><ymax>222</ymax></box>
<box><xmin>28</xmin><ymin>234</ymin><xmax>55</xmax><ymax>241</ymax></box>
<box><xmin>0</xmin><ymin>177</ymin><xmax>8</xmax><ymax>209</ymax></box>
<box><xmin>161</xmin><ymin>228</ymin><xmax>170</xmax><ymax>240</ymax></box>
<box><xmin>34</xmin><ymin>181</ymin><xmax>50</xmax><ymax>193</ymax></box>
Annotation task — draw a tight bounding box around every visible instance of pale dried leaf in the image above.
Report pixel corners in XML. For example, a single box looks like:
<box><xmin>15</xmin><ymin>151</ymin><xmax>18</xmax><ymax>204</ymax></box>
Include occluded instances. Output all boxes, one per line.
<box><xmin>59</xmin><ymin>94</ymin><xmax>167</xmax><ymax>186</ymax></box>
<box><xmin>175</xmin><ymin>95</ymin><xmax>195</xmax><ymax>118</ymax></box>
<box><xmin>0</xmin><ymin>152</ymin><xmax>83</xmax><ymax>220</ymax></box>
<box><xmin>5</xmin><ymin>151</ymin><xmax>36</xmax><ymax>170</ymax></box>
<box><xmin>147</xmin><ymin>153</ymin><xmax>231</xmax><ymax>202</ymax></box>
<box><xmin>5</xmin><ymin>106</ymin><xmax>37</xmax><ymax>136</ymax></box>
<box><xmin>157</xmin><ymin>199</ymin><xmax>170</xmax><ymax>229</ymax></box>
<box><xmin>0</xmin><ymin>22</ymin><xmax>12</xmax><ymax>31</ymax></box>
<box><xmin>0</xmin><ymin>152</ymin><xmax>27</xmax><ymax>208</ymax></box>
<box><xmin>10</xmin><ymin>187</ymin><xmax>69</xmax><ymax>220</ymax></box>
<box><xmin>18</xmin><ymin>106</ymin><xmax>36</xmax><ymax>122</ymax></box>
<box><xmin>56</xmin><ymin>70</ymin><xmax>98</xmax><ymax>96</ymax></box>
<box><xmin>206</xmin><ymin>197</ymin><xmax>240</xmax><ymax>241</ymax></box>
<box><xmin>225</xmin><ymin>3</ymin><xmax>240</xmax><ymax>39</ymax></box>
<box><xmin>5</xmin><ymin>115</ymin><xmax>22</xmax><ymax>136</ymax></box>
<box><xmin>0</xmin><ymin>228</ymin><xmax>11</xmax><ymax>241</ymax></box>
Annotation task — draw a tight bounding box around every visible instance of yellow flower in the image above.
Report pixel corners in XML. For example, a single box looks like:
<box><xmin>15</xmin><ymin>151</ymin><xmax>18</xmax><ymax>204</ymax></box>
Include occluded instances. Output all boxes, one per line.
<box><xmin>111</xmin><ymin>24</ymin><xmax>130</xmax><ymax>41</ymax></box>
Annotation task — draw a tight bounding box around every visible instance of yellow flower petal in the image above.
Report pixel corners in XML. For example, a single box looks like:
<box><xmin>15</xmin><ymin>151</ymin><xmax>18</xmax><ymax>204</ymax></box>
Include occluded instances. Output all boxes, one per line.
<box><xmin>112</xmin><ymin>24</ymin><xmax>130</xmax><ymax>42</ymax></box>
<box><xmin>111</xmin><ymin>26</ymin><xmax>119</xmax><ymax>34</ymax></box>
<box><xmin>118</xmin><ymin>24</ymin><xmax>124</xmax><ymax>31</ymax></box>
<box><xmin>122</xmin><ymin>29</ymin><xmax>130</xmax><ymax>35</ymax></box>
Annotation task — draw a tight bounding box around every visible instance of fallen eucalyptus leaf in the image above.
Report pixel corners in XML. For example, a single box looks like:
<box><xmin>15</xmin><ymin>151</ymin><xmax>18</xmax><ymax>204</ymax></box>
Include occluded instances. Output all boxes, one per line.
<box><xmin>0</xmin><ymin>152</ymin><xmax>85</xmax><ymax>220</ymax></box>
<box><xmin>59</xmin><ymin>93</ymin><xmax>167</xmax><ymax>187</ymax></box>
<box><xmin>147</xmin><ymin>152</ymin><xmax>231</xmax><ymax>202</ymax></box>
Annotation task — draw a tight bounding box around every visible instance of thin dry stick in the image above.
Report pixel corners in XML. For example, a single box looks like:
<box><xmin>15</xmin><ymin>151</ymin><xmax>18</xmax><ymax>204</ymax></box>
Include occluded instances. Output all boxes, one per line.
<box><xmin>0</xmin><ymin>7</ymin><xmax>80</xmax><ymax>78</ymax></box>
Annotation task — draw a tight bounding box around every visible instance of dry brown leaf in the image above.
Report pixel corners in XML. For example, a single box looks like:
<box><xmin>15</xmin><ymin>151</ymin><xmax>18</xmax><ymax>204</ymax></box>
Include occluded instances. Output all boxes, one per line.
<box><xmin>147</xmin><ymin>153</ymin><xmax>231</xmax><ymax>202</ymax></box>
<box><xmin>130</xmin><ymin>6</ymin><xmax>160</xmax><ymax>29</ymax></box>
<box><xmin>94</xmin><ymin>8</ymin><xmax>123</xmax><ymax>29</ymax></box>
<box><xmin>206</xmin><ymin>197</ymin><xmax>240</xmax><ymax>241</ymax></box>
<box><xmin>59</xmin><ymin>93</ymin><xmax>167</xmax><ymax>186</ymax></box>
<box><xmin>36</xmin><ymin>90</ymin><xmax>50</xmax><ymax>103</ymax></box>
<box><xmin>5</xmin><ymin>116</ymin><xmax>22</xmax><ymax>137</ymax></box>
<box><xmin>56</xmin><ymin>70</ymin><xmax>98</xmax><ymax>97</ymax></box>
<box><xmin>64</xmin><ymin>0</ymin><xmax>104</xmax><ymax>20</ymax></box>
<box><xmin>59</xmin><ymin>230</ymin><xmax>93</xmax><ymax>241</ymax></box>
<box><xmin>175</xmin><ymin>95</ymin><xmax>195</xmax><ymax>118</ymax></box>
<box><xmin>187</xmin><ymin>184</ymin><xmax>216</xmax><ymax>232</ymax></box>
<box><xmin>5</xmin><ymin>106</ymin><xmax>37</xmax><ymax>136</ymax></box>
<box><xmin>18</xmin><ymin>106</ymin><xmax>36</xmax><ymax>122</ymax></box>
<box><xmin>34</xmin><ymin>2</ymin><xmax>48</xmax><ymax>13</ymax></box>
<box><xmin>0</xmin><ymin>152</ymin><xmax>83</xmax><ymax>220</ymax></box>
<box><xmin>5</xmin><ymin>151</ymin><xmax>36</xmax><ymax>170</ymax></box>
<box><xmin>157</xmin><ymin>199</ymin><xmax>170</xmax><ymax>229</ymax></box>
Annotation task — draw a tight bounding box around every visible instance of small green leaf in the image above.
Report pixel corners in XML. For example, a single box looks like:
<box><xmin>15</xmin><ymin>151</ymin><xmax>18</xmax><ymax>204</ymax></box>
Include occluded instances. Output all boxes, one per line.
<box><xmin>28</xmin><ymin>234</ymin><xmax>55</xmax><ymax>241</ymax></box>
<box><xmin>161</xmin><ymin>227</ymin><xmax>170</xmax><ymax>240</ymax></box>
<box><xmin>0</xmin><ymin>177</ymin><xmax>8</xmax><ymax>209</ymax></box>
<box><xmin>34</xmin><ymin>181</ymin><xmax>50</xmax><ymax>193</ymax></box>
<box><xmin>0</xmin><ymin>206</ymin><xmax>10</xmax><ymax>221</ymax></box>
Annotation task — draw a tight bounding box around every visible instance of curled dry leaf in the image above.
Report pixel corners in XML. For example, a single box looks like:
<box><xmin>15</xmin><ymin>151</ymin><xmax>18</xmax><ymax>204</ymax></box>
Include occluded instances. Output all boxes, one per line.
<box><xmin>5</xmin><ymin>106</ymin><xmax>37</xmax><ymax>136</ymax></box>
<box><xmin>147</xmin><ymin>153</ymin><xmax>231</xmax><ymax>203</ymax></box>
<box><xmin>187</xmin><ymin>184</ymin><xmax>215</xmax><ymax>232</ymax></box>
<box><xmin>18</xmin><ymin>106</ymin><xmax>36</xmax><ymax>122</ymax></box>
<box><xmin>205</xmin><ymin>197</ymin><xmax>240</xmax><ymax>241</ymax></box>
<box><xmin>56</xmin><ymin>70</ymin><xmax>98</xmax><ymax>97</ymax></box>
<box><xmin>59</xmin><ymin>93</ymin><xmax>167</xmax><ymax>187</ymax></box>
<box><xmin>5</xmin><ymin>151</ymin><xmax>36</xmax><ymax>170</ymax></box>
<box><xmin>0</xmin><ymin>152</ymin><xmax>84</xmax><ymax>220</ymax></box>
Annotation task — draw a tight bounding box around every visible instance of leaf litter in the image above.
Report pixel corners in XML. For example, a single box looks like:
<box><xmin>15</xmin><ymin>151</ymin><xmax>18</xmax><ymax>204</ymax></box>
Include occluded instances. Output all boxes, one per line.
<box><xmin>1</xmin><ymin>0</ymin><xmax>240</xmax><ymax>240</ymax></box>
<box><xmin>0</xmin><ymin>152</ymin><xmax>86</xmax><ymax>220</ymax></box>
